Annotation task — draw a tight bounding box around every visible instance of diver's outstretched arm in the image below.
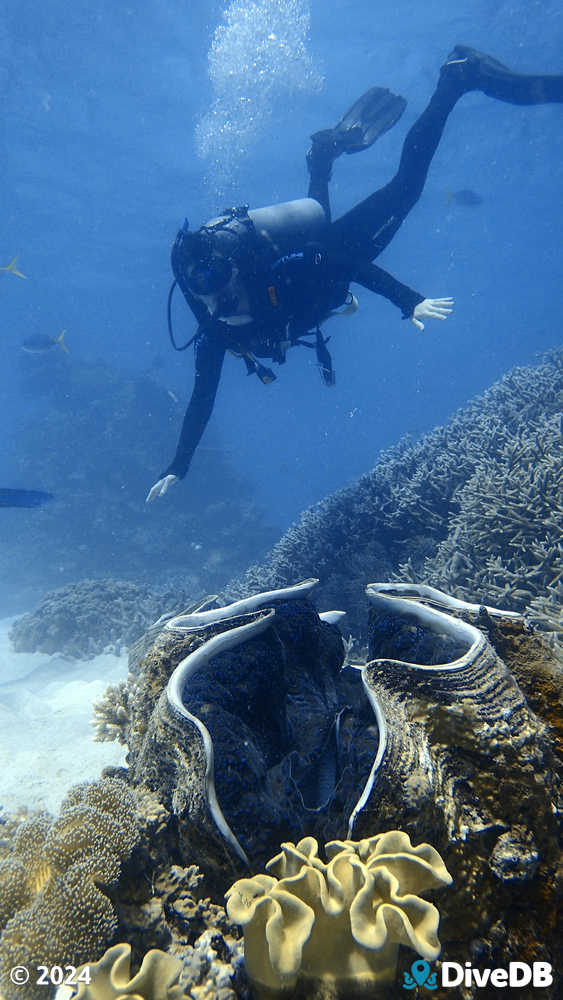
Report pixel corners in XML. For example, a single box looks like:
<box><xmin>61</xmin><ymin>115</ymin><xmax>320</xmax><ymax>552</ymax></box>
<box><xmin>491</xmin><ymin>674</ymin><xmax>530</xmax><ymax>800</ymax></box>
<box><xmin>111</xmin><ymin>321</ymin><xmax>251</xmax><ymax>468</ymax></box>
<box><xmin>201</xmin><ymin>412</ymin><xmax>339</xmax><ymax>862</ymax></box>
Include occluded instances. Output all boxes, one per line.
<box><xmin>353</xmin><ymin>260</ymin><xmax>425</xmax><ymax>317</ymax></box>
<box><xmin>411</xmin><ymin>297</ymin><xmax>454</xmax><ymax>331</ymax></box>
<box><xmin>146</xmin><ymin>328</ymin><xmax>226</xmax><ymax>501</ymax></box>
<box><xmin>146</xmin><ymin>474</ymin><xmax>179</xmax><ymax>503</ymax></box>
<box><xmin>353</xmin><ymin>260</ymin><xmax>453</xmax><ymax>328</ymax></box>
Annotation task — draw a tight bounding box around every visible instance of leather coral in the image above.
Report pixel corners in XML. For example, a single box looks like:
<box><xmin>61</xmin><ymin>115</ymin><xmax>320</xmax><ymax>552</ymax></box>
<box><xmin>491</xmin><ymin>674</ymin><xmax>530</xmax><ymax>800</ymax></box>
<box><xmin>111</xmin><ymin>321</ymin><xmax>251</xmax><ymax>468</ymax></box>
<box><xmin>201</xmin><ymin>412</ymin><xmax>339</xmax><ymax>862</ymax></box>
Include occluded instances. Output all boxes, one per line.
<box><xmin>225</xmin><ymin>831</ymin><xmax>452</xmax><ymax>993</ymax></box>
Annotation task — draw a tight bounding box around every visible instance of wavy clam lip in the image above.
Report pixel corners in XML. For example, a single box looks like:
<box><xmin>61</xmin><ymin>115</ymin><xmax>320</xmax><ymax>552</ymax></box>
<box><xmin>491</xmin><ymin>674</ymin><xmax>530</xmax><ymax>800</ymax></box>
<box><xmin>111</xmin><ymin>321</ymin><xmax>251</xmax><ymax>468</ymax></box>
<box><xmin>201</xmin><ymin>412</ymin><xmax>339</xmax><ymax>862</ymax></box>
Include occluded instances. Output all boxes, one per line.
<box><xmin>346</xmin><ymin>583</ymin><xmax>525</xmax><ymax>838</ymax></box>
<box><xmin>366</xmin><ymin>582</ymin><xmax>524</xmax><ymax>624</ymax></box>
<box><xmin>166</xmin><ymin>609</ymin><xmax>276</xmax><ymax>866</ymax></box>
<box><xmin>365</xmin><ymin>583</ymin><xmax>488</xmax><ymax>672</ymax></box>
<box><xmin>162</xmin><ymin>579</ymin><xmax>340</xmax><ymax>866</ymax></box>
<box><xmin>163</xmin><ymin>578</ymin><xmax>319</xmax><ymax>632</ymax></box>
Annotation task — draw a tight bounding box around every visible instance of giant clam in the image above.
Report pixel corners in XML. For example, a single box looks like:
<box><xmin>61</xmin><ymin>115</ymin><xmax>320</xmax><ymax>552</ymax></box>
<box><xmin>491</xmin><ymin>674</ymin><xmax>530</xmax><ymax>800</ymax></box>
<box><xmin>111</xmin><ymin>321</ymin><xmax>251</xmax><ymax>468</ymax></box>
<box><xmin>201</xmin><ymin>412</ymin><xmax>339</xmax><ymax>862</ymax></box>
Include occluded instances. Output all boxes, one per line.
<box><xmin>125</xmin><ymin>579</ymin><xmax>379</xmax><ymax>876</ymax></box>
<box><xmin>104</xmin><ymin>578</ymin><xmax>559</xmax><ymax>989</ymax></box>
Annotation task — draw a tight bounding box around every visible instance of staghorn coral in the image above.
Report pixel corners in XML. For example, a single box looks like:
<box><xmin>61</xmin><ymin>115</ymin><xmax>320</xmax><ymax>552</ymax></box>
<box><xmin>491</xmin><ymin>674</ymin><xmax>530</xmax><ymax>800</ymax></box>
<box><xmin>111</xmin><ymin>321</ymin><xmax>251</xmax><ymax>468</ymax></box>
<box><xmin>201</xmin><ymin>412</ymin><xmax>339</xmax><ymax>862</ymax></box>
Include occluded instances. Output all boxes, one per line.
<box><xmin>0</xmin><ymin>778</ymin><xmax>139</xmax><ymax>1000</ymax></box>
<box><xmin>226</xmin><ymin>832</ymin><xmax>452</xmax><ymax>994</ymax></box>
<box><xmin>223</xmin><ymin>349</ymin><xmax>563</xmax><ymax>639</ymax></box>
<box><xmin>397</xmin><ymin>413</ymin><xmax>563</xmax><ymax>649</ymax></box>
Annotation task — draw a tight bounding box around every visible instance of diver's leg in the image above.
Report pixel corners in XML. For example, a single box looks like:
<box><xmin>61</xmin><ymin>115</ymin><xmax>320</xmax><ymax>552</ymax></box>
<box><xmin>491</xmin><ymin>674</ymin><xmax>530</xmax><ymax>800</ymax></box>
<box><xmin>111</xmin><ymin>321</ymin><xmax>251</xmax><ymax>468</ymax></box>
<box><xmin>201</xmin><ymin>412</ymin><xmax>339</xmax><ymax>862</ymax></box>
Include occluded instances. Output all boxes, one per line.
<box><xmin>330</xmin><ymin>78</ymin><xmax>462</xmax><ymax>257</ymax></box>
<box><xmin>444</xmin><ymin>45</ymin><xmax>563</xmax><ymax>105</ymax></box>
<box><xmin>307</xmin><ymin>138</ymin><xmax>333</xmax><ymax>220</ymax></box>
<box><xmin>307</xmin><ymin>87</ymin><xmax>407</xmax><ymax>223</ymax></box>
<box><xmin>331</xmin><ymin>47</ymin><xmax>563</xmax><ymax>259</ymax></box>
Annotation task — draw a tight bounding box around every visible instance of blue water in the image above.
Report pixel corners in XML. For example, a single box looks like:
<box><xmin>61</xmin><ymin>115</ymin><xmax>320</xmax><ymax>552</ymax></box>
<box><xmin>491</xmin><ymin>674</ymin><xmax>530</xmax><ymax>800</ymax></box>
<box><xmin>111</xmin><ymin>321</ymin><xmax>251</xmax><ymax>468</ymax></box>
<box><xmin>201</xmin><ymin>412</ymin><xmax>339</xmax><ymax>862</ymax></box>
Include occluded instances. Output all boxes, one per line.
<box><xmin>2</xmin><ymin>0</ymin><xmax>562</xmax><ymax>604</ymax></box>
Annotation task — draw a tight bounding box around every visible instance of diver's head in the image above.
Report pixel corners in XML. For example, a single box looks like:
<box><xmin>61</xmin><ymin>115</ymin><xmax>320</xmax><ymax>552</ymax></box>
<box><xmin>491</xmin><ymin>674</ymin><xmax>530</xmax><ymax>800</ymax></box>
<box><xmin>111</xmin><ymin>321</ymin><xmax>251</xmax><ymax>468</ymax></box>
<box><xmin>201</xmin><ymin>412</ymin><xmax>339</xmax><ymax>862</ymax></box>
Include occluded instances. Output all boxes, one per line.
<box><xmin>172</xmin><ymin>212</ymin><xmax>254</xmax><ymax>323</ymax></box>
<box><xmin>181</xmin><ymin>223</ymin><xmax>241</xmax><ymax>298</ymax></box>
<box><xmin>187</xmin><ymin>254</ymin><xmax>233</xmax><ymax>297</ymax></box>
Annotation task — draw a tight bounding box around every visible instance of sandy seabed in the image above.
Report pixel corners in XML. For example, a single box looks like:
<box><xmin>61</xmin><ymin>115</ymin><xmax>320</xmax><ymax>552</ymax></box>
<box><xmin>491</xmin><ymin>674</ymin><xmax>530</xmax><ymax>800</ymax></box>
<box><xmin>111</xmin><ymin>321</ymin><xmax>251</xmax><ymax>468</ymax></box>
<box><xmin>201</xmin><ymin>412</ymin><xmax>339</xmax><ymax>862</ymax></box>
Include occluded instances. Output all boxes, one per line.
<box><xmin>0</xmin><ymin>616</ymin><xmax>127</xmax><ymax>816</ymax></box>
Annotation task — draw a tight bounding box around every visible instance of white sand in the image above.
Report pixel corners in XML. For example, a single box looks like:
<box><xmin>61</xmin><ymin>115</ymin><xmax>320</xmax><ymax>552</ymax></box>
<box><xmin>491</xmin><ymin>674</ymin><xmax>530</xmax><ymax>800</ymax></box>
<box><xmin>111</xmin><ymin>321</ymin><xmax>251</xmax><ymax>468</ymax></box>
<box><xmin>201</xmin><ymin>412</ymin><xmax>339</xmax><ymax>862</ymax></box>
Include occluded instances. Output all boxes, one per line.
<box><xmin>0</xmin><ymin>617</ymin><xmax>128</xmax><ymax>816</ymax></box>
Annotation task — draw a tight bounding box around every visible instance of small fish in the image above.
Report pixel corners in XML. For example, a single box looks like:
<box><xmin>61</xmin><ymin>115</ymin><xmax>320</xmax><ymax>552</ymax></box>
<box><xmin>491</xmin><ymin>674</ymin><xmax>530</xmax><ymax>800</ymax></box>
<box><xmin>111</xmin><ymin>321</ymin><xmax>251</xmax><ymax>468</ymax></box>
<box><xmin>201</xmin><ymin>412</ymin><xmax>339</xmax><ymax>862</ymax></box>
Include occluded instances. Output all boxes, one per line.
<box><xmin>0</xmin><ymin>489</ymin><xmax>54</xmax><ymax>508</ymax></box>
<box><xmin>447</xmin><ymin>189</ymin><xmax>483</xmax><ymax>207</ymax></box>
<box><xmin>0</xmin><ymin>256</ymin><xmax>27</xmax><ymax>278</ymax></box>
<box><xmin>22</xmin><ymin>329</ymin><xmax>69</xmax><ymax>355</ymax></box>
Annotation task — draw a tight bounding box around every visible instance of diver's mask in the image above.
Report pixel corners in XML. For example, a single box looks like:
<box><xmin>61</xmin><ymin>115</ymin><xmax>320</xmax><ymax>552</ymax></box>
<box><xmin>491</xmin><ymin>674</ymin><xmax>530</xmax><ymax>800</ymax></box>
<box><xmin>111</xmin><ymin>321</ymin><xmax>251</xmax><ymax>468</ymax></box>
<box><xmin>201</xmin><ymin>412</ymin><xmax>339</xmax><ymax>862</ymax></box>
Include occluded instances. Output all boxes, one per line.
<box><xmin>187</xmin><ymin>256</ymin><xmax>233</xmax><ymax>296</ymax></box>
<box><xmin>182</xmin><ymin>219</ymin><xmax>243</xmax><ymax>295</ymax></box>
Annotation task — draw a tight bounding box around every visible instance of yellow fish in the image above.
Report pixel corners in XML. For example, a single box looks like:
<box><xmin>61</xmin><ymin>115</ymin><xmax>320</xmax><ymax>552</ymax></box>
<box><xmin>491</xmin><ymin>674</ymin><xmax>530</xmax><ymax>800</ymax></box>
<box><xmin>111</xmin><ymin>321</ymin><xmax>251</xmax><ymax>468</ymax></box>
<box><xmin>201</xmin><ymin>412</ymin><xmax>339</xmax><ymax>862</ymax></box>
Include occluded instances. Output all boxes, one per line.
<box><xmin>0</xmin><ymin>256</ymin><xmax>27</xmax><ymax>279</ymax></box>
<box><xmin>22</xmin><ymin>329</ymin><xmax>68</xmax><ymax>355</ymax></box>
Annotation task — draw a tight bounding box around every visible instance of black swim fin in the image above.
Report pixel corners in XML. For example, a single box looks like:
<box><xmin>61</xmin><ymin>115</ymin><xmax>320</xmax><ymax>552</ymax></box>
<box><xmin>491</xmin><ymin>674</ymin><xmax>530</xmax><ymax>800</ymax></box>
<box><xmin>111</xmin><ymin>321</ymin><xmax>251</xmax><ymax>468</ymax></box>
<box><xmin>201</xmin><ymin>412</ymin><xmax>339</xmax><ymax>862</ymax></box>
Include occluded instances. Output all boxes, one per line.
<box><xmin>310</xmin><ymin>86</ymin><xmax>407</xmax><ymax>160</ymax></box>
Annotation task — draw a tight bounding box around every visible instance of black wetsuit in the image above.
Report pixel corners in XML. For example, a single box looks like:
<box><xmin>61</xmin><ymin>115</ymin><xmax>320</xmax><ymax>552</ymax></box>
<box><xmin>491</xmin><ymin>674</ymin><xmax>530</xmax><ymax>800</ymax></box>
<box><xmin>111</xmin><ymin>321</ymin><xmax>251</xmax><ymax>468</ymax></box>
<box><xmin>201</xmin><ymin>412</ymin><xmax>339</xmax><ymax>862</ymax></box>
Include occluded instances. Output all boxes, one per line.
<box><xmin>162</xmin><ymin>57</ymin><xmax>563</xmax><ymax>481</ymax></box>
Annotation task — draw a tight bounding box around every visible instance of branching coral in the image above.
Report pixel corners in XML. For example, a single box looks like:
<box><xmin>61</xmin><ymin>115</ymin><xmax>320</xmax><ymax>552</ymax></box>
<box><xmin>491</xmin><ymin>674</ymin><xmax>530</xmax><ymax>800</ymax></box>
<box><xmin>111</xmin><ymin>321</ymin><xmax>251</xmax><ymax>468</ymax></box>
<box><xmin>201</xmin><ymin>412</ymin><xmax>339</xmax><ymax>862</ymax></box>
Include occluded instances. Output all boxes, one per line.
<box><xmin>398</xmin><ymin>412</ymin><xmax>563</xmax><ymax>649</ymax></box>
<box><xmin>0</xmin><ymin>778</ymin><xmax>139</xmax><ymax>1000</ymax></box>
<box><xmin>224</xmin><ymin>349</ymin><xmax>563</xmax><ymax>640</ymax></box>
<box><xmin>93</xmin><ymin>682</ymin><xmax>131</xmax><ymax>744</ymax></box>
<box><xmin>225</xmin><ymin>832</ymin><xmax>452</xmax><ymax>993</ymax></box>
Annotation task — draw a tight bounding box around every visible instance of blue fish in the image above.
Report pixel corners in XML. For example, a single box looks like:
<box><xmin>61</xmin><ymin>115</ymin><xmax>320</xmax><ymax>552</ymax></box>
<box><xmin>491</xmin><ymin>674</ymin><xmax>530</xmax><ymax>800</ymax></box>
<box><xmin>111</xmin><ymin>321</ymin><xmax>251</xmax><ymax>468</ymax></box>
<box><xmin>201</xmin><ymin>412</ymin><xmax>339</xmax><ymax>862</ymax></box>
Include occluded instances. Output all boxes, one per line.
<box><xmin>0</xmin><ymin>489</ymin><xmax>54</xmax><ymax>508</ymax></box>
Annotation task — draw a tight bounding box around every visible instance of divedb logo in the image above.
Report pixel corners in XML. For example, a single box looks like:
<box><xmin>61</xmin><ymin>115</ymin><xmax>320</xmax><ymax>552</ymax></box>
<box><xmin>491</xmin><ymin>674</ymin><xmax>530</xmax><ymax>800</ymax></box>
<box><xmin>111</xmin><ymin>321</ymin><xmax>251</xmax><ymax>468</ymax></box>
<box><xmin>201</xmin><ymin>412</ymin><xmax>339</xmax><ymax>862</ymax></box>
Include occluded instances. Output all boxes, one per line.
<box><xmin>402</xmin><ymin>959</ymin><xmax>553</xmax><ymax>990</ymax></box>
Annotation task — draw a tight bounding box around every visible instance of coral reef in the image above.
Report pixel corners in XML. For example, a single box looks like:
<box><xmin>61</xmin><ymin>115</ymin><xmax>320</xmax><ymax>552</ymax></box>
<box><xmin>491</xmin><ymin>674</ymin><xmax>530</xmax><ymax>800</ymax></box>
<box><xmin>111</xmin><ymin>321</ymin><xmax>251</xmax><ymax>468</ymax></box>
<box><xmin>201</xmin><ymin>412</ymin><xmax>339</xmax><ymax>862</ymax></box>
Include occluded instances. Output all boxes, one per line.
<box><xmin>0</xmin><ymin>778</ymin><xmax>139</xmax><ymax>1000</ymax></box>
<box><xmin>223</xmin><ymin>349</ymin><xmax>563</xmax><ymax>641</ymax></box>
<box><xmin>3</xmin><ymin>353</ymin><xmax>561</xmax><ymax>998</ymax></box>
<box><xmin>2</xmin><ymin>575</ymin><xmax>558</xmax><ymax>998</ymax></box>
<box><xmin>397</xmin><ymin>412</ymin><xmax>563</xmax><ymax>649</ymax></box>
<box><xmin>9</xmin><ymin>578</ymin><xmax>187</xmax><ymax>659</ymax></box>
<box><xmin>93</xmin><ymin>578</ymin><xmax>560</xmax><ymax>996</ymax></box>
<box><xmin>225</xmin><ymin>832</ymin><xmax>452</xmax><ymax>994</ymax></box>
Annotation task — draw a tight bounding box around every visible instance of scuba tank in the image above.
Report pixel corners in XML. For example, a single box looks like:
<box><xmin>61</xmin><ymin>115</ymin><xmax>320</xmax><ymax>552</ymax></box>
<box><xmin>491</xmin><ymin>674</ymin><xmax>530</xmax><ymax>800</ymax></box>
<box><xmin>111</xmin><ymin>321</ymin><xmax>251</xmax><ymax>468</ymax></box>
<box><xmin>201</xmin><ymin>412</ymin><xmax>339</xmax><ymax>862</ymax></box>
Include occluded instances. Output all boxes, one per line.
<box><xmin>247</xmin><ymin>197</ymin><xmax>328</xmax><ymax>255</ymax></box>
<box><xmin>192</xmin><ymin>198</ymin><xmax>328</xmax><ymax>269</ymax></box>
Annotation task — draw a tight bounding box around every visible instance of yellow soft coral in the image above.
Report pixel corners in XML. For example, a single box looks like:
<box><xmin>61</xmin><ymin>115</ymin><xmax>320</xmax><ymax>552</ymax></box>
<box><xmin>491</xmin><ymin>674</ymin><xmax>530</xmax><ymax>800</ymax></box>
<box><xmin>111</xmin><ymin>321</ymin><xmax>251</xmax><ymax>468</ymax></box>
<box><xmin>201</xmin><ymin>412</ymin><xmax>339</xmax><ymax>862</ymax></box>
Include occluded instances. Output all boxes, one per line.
<box><xmin>226</xmin><ymin>831</ymin><xmax>452</xmax><ymax>993</ymax></box>
<box><xmin>60</xmin><ymin>942</ymin><xmax>185</xmax><ymax>1000</ymax></box>
<box><xmin>0</xmin><ymin>778</ymin><xmax>139</xmax><ymax>1000</ymax></box>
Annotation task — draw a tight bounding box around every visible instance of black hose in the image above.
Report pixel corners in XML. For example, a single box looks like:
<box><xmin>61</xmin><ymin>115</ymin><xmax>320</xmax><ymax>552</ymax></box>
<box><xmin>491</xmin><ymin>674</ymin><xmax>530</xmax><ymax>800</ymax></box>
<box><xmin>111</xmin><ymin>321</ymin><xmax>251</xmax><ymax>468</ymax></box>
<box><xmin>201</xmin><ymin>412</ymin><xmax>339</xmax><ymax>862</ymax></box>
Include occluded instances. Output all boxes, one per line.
<box><xmin>167</xmin><ymin>280</ymin><xmax>197</xmax><ymax>351</ymax></box>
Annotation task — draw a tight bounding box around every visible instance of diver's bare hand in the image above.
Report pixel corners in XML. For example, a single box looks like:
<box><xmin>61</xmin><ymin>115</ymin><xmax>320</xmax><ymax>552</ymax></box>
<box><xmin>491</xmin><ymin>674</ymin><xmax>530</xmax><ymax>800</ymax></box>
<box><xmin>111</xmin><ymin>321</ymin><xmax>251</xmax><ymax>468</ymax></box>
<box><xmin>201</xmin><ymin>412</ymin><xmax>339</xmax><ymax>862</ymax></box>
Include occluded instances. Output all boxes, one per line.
<box><xmin>146</xmin><ymin>474</ymin><xmax>179</xmax><ymax>503</ymax></box>
<box><xmin>411</xmin><ymin>297</ymin><xmax>454</xmax><ymax>331</ymax></box>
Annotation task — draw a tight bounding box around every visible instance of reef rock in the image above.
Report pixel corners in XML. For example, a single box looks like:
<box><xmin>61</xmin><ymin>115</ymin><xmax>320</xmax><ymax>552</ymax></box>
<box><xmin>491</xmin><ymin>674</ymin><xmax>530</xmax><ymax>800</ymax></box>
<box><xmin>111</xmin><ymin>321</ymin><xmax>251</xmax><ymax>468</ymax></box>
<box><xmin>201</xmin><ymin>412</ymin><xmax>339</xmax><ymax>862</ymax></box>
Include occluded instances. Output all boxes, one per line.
<box><xmin>9</xmin><ymin>578</ymin><xmax>189</xmax><ymax>659</ymax></box>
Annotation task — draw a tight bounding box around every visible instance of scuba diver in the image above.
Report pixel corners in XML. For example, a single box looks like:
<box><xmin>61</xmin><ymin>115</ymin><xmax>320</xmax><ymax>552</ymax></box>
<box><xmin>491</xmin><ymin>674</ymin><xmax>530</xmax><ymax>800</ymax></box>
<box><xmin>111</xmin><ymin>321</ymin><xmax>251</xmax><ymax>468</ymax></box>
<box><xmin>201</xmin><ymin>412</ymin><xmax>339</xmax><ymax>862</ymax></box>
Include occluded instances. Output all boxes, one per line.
<box><xmin>147</xmin><ymin>45</ymin><xmax>563</xmax><ymax>502</ymax></box>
